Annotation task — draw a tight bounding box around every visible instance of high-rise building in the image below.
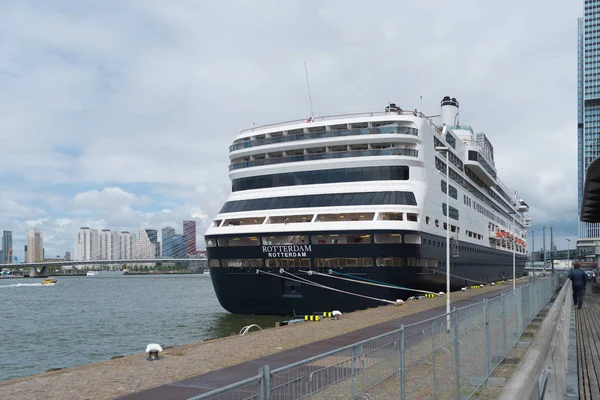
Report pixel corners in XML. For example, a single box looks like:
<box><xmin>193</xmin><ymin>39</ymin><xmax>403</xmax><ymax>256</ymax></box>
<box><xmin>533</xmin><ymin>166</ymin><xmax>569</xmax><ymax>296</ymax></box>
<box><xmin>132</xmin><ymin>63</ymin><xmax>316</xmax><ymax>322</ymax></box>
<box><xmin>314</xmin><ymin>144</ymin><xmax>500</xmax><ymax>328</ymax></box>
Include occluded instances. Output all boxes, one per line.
<box><xmin>183</xmin><ymin>220</ymin><xmax>196</xmax><ymax>256</ymax></box>
<box><xmin>74</xmin><ymin>227</ymin><xmax>98</xmax><ymax>261</ymax></box>
<box><xmin>27</xmin><ymin>227</ymin><xmax>43</xmax><ymax>262</ymax></box>
<box><xmin>579</xmin><ymin>3</ymin><xmax>600</xmax><ymax>246</ymax></box>
<box><xmin>65</xmin><ymin>251</ymin><xmax>71</xmax><ymax>261</ymax></box>
<box><xmin>162</xmin><ymin>226</ymin><xmax>175</xmax><ymax>257</ymax></box>
<box><xmin>136</xmin><ymin>229</ymin><xmax>156</xmax><ymax>259</ymax></box>
<box><xmin>1</xmin><ymin>230</ymin><xmax>12</xmax><ymax>264</ymax></box>
<box><xmin>99</xmin><ymin>229</ymin><xmax>120</xmax><ymax>260</ymax></box>
<box><xmin>119</xmin><ymin>231</ymin><xmax>137</xmax><ymax>259</ymax></box>
<box><xmin>23</xmin><ymin>245</ymin><xmax>27</xmax><ymax>263</ymax></box>
<box><xmin>162</xmin><ymin>226</ymin><xmax>187</xmax><ymax>258</ymax></box>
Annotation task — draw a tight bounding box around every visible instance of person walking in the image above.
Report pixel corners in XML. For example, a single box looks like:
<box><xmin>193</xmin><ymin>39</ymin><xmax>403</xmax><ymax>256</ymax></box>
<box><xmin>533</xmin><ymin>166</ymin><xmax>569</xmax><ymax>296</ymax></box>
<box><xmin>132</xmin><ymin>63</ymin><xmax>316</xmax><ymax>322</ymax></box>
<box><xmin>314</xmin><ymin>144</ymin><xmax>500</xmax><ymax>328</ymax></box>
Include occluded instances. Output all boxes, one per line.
<box><xmin>568</xmin><ymin>264</ymin><xmax>587</xmax><ymax>310</ymax></box>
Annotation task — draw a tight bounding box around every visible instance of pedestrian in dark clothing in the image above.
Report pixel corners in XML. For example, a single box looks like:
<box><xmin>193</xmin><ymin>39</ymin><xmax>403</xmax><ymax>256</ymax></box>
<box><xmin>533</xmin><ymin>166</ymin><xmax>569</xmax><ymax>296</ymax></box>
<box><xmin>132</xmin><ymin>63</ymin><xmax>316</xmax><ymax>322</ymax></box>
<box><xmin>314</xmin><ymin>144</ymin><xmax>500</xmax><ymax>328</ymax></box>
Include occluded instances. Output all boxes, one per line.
<box><xmin>568</xmin><ymin>265</ymin><xmax>587</xmax><ymax>309</ymax></box>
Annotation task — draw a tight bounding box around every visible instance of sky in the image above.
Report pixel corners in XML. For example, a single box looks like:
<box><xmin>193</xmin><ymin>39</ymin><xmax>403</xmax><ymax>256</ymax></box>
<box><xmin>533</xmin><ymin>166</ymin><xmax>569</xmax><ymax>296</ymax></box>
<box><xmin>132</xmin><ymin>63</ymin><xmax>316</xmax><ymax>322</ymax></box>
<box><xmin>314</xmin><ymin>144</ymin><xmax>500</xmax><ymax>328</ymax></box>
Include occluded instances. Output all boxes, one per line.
<box><xmin>0</xmin><ymin>0</ymin><xmax>582</xmax><ymax>260</ymax></box>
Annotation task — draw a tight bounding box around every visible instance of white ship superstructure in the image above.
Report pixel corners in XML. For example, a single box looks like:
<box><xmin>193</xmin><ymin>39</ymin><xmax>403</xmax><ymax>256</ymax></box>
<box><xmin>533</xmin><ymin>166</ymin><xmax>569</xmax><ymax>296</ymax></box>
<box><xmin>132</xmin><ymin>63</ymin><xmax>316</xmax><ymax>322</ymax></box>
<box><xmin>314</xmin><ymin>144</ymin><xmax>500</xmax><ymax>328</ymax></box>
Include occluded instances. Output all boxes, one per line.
<box><xmin>205</xmin><ymin>97</ymin><xmax>530</xmax><ymax>315</ymax></box>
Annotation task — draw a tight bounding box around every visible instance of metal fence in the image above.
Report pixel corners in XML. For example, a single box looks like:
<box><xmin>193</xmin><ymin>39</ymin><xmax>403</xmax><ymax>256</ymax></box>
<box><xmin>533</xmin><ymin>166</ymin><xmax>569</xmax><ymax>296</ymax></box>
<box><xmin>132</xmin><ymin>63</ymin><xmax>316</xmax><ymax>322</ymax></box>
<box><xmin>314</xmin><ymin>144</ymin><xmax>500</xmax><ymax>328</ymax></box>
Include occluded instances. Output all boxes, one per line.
<box><xmin>189</xmin><ymin>274</ymin><xmax>566</xmax><ymax>400</ymax></box>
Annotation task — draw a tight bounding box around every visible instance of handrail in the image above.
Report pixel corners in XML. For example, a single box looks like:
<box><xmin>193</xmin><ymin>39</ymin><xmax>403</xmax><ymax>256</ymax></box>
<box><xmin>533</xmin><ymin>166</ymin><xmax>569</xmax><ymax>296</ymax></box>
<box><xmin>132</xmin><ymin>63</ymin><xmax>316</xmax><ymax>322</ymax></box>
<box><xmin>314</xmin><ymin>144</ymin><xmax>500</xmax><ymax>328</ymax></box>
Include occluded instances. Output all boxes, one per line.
<box><xmin>229</xmin><ymin>148</ymin><xmax>419</xmax><ymax>171</ymax></box>
<box><xmin>240</xmin><ymin>110</ymin><xmax>428</xmax><ymax>134</ymax></box>
<box><xmin>230</xmin><ymin>126</ymin><xmax>418</xmax><ymax>152</ymax></box>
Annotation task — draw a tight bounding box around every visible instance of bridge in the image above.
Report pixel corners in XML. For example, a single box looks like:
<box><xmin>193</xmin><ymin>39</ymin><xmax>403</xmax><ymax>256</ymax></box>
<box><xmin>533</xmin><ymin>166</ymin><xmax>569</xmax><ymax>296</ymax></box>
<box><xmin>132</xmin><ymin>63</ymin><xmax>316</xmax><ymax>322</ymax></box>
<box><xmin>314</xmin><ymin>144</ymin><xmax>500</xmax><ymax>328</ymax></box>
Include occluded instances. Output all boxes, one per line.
<box><xmin>0</xmin><ymin>258</ymin><xmax>207</xmax><ymax>277</ymax></box>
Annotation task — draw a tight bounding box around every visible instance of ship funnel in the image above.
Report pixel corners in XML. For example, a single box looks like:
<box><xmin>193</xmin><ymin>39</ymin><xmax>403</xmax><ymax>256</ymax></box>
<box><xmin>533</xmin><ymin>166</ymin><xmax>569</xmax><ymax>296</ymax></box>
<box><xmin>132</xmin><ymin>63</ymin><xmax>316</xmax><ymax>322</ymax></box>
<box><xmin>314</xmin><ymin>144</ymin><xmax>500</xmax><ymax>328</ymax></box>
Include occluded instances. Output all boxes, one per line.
<box><xmin>441</xmin><ymin>96</ymin><xmax>459</xmax><ymax>127</ymax></box>
<box><xmin>385</xmin><ymin>103</ymin><xmax>402</xmax><ymax>114</ymax></box>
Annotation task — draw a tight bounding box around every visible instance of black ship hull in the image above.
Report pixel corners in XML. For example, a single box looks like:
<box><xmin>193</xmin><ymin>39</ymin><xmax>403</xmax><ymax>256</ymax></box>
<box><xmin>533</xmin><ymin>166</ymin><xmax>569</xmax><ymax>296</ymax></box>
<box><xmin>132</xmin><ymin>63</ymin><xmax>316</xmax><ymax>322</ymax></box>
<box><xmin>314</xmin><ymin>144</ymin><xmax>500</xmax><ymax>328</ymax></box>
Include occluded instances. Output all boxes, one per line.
<box><xmin>206</xmin><ymin>230</ymin><xmax>527</xmax><ymax>316</ymax></box>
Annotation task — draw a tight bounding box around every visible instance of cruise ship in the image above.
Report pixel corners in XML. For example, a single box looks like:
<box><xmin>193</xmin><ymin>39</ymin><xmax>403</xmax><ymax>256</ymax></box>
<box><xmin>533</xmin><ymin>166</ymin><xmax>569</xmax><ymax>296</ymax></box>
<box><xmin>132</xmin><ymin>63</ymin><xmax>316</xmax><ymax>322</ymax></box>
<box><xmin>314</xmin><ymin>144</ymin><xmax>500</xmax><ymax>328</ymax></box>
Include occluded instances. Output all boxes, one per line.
<box><xmin>205</xmin><ymin>97</ymin><xmax>530</xmax><ymax>315</ymax></box>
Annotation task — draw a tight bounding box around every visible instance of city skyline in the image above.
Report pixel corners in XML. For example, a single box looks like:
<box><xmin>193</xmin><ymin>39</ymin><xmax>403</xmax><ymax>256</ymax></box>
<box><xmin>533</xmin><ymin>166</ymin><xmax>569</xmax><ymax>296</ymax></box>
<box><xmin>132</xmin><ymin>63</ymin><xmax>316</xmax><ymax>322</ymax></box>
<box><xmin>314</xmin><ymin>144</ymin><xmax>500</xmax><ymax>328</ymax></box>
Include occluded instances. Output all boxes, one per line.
<box><xmin>67</xmin><ymin>220</ymin><xmax>200</xmax><ymax>262</ymax></box>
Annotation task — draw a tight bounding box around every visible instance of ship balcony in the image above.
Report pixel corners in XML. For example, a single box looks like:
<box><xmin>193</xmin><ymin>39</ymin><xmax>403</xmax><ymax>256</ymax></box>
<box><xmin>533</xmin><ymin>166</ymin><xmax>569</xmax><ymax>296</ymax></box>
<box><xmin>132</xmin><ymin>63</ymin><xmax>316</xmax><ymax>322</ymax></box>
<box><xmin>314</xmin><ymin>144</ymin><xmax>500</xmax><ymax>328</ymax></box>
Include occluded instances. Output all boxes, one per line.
<box><xmin>229</xmin><ymin>147</ymin><xmax>419</xmax><ymax>171</ymax></box>
<box><xmin>465</xmin><ymin>150</ymin><xmax>497</xmax><ymax>187</ymax></box>
<box><xmin>229</xmin><ymin>124</ymin><xmax>419</xmax><ymax>153</ymax></box>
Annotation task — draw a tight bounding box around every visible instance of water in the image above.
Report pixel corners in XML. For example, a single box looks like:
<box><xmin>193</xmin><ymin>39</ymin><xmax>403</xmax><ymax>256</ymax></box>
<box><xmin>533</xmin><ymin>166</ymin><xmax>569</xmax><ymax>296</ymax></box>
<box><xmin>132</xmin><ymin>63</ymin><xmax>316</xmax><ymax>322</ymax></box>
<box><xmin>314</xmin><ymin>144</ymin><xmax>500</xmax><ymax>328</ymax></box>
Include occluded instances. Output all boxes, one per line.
<box><xmin>0</xmin><ymin>274</ymin><xmax>281</xmax><ymax>381</ymax></box>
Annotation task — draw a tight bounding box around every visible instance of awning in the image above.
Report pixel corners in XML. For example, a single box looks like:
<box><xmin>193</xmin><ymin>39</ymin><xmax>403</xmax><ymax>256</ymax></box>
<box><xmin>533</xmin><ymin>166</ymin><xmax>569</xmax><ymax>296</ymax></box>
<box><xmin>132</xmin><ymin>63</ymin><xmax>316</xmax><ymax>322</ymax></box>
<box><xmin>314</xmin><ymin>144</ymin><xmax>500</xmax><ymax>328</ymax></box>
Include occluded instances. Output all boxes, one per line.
<box><xmin>581</xmin><ymin>155</ymin><xmax>600</xmax><ymax>222</ymax></box>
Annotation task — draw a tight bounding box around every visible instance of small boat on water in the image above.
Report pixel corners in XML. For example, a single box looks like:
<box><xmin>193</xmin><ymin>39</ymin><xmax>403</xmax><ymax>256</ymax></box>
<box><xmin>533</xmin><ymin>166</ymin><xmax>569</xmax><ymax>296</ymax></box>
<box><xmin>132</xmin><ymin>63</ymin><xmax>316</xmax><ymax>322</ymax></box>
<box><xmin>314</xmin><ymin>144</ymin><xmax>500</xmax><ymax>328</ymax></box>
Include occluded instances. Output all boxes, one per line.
<box><xmin>86</xmin><ymin>271</ymin><xmax>97</xmax><ymax>276</ymax></box>
<box><xmin>42</xmin><ymin>279</ymin><xmax>57</xmax><ymax>285</ymax></box>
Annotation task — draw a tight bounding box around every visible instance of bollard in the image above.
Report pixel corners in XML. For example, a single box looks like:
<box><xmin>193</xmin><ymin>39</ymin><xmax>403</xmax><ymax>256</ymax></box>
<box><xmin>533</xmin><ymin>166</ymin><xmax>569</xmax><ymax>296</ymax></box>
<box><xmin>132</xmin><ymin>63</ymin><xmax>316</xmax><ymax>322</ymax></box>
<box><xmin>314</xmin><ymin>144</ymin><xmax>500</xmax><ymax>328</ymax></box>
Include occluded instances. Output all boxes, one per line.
<box><xmin>145</xmin><ymin>343</ymin><xmax>163</xmax><ymax>361</ymax></box>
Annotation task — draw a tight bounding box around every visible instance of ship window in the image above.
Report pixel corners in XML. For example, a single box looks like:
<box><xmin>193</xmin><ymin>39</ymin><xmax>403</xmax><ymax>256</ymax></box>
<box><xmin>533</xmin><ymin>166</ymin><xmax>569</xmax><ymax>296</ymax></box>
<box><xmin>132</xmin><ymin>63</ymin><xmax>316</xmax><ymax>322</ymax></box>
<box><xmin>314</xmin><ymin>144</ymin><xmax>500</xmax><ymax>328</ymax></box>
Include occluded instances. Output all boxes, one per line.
<box><xmin>222</xmin><ymin>259</ymin><xmax>263</xmax><ymax>267</ymax></box>
<box><xmin>208</xmin><ymin>259</ymin><xmax>220</xmax><ymax>267</ymax></box>
<box><xmin>231</xmin><ymin>166</ymin><xmax>410</xmax><ymax>191</ymax></box>
<box><xmin>219</xmin><ymin>191</ymin><xmax>417</xmax><ymax>213</ymax></box>
<box><xmin>315</xmin><ymin>258</ymin><xmax>373</xmax><ymax>267</ymax></box>
<box><xmin>217</xmin><ymin>237</ymin><xmax>260</xmax><ymax>247</ymax></box>
<box><xmin>212</xmin><ymin>220</ymin><xmax>222</xmax><ymax>227</ymax></box>
<box><xmin>404</xmin><ymin>234</ymin><xmax>421</xmax><ymax>244</ymax></box>
<box><xmin>374</xmin><ymin>233</ymin><xmax>402</xmax><ymax>243</ymax></box>
<box><xmin>426</xmin><ymin>216</ymin><xmax>430</xmax><ymax>224</ymax></box>
<box><xmin>265</xmin><ymin>258</ymin><xmax>311</xmax><ymax>268</ymax></box>
<box><xmin>222</xmin><ymin>217</ymin><xmax>265</xmax><ymax>226</ymax></box>
<box><xmin>442</xmin><ymin>203</ymin><xmax>460</xmax><ymax>220</ymax></box>
<box><xmin>376</xmin><ymin>257</ymin><xmax>404</xmax><ymax>267</ymax></box>
<box><xmin>316</xmin><ymin>213</ymin><xmax>375</xmax><ymax>222</ymax></box>
<box><xmin>441</xmin><ymin>180</ymin><xmax>458</xmax><ymax>200</ymax></box>
<box><xmin>205</xmin><ymin>239</ymin><xmax>217</xmax><ymax>247</ymax></box>
<box><xmin>310</xmin><ymin>233</ymin><xmax>371</xmax><ymax>244</ymax></box>
<box><xmin>406</xmin><ymin>213</ymin><xmax>418</xmax><ymax>222</ymax></box>
<box><xmin>262</xmin><ymin>235</ymin><xmax>308</xmax><ymax>245</ymax></box>
<box><xmin>267</xmin><ymin>215</ymin><xmax>313</xmax><ymax>224</ymax></box>
<box><xmin>380</xmin><ymin>212</ymin><xmax>403</xmax><ymax>221</ymax></box>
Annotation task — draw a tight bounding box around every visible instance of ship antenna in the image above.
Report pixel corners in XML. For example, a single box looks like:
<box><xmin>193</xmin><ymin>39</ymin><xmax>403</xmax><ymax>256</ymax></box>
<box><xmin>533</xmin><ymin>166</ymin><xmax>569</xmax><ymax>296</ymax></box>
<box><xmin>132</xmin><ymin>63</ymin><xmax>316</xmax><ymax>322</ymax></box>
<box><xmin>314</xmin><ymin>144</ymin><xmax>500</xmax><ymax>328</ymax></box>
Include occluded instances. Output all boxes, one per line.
<box><xmin>304</xmin><ymin>62</ymin><xmax>315</xmax><ymax>118</ymax></box>
<box><xmin>420</xmin><ymin>95</ymin><xmax>423</xmax><ymax>114</ymax></box>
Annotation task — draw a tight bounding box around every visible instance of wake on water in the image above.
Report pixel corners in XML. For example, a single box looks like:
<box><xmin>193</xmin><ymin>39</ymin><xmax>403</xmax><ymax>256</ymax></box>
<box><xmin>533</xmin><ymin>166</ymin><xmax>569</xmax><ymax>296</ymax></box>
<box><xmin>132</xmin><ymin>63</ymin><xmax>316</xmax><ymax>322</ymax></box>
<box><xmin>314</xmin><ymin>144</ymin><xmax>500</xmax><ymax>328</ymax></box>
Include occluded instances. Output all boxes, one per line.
<box><xmin>0</xmin><ymin>283</ymin><xmax>52</xmax><ymax>288</ymax></box>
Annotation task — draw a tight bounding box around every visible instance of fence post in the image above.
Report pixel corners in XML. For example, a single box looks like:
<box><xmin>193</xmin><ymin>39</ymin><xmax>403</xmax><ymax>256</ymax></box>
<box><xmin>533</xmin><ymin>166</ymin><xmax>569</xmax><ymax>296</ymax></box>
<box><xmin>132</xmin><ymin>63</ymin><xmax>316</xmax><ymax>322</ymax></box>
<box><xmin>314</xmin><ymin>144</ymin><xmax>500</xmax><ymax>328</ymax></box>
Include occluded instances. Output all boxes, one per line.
<box><xmin>432</xmin><ymin>319</ymin><xmax>437</xmax><ymax>398</ymax></box>
<box><xmin>516</xmin><ymin>287</ymin><xmax>522</xmax><ymax>337</ymax></box>
<box><xmin>264</xmin><ymin>365</ymin><xmax>271</xmax><ymax>400</ymax></box>
<box><xmin>258</xmin><ymin>366</ymin><xmax>265</xmax><ymax>400</ymax></box>
<box><xmin>484</xmin><ymin>298</ymin><xmax>490</xmax><ymax>377</ymax></box>
<box><xmin>400</xmin><ymin>324</ymin><xmax>405</xmax><ymax>400</ymax></box>
<box><xmin>351</xmin><ymin>345</ymin><xmax>356</xmax><ymax>398</ymax></box>
<box><xmin>453</xmin><ymin>307</ymin><xmax>461</xmax><ymax>399</ymax></box>
<box><xmin>502</xmin><ymin>293</ymin><xmax>507</xmax><ymax>355</ymax></box>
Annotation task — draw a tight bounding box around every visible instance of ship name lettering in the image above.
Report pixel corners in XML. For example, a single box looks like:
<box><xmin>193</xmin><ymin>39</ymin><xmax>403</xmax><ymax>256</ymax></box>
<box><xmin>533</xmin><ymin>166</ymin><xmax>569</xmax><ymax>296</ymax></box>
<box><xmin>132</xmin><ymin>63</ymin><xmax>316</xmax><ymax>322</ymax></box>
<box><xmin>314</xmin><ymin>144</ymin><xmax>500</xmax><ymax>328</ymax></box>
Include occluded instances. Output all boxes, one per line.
<box><xmin>262</xmin><ymin>245</ymin><xmax>311</xmax><ymax>258</ymax></box>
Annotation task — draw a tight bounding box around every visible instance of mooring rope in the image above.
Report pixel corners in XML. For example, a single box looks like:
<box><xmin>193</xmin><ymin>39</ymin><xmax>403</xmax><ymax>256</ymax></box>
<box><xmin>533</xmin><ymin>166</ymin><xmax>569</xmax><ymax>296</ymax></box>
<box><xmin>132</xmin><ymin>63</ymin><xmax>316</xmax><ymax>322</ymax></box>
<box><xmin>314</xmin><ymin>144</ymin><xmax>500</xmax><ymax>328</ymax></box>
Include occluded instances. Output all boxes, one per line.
<box><xmin>256</xmin><ymin>269</ymin><xmax>398</xmax><ymax>305</ymax></box>
<box><xmin>432</xmin><ymin>269</ymin><xmax>487</xmax><ymax>285</ymax></box>
<box><xmin>299</xmin><ymin>269</ymin><xmax>438</xmax><ymax>295</ymax></box>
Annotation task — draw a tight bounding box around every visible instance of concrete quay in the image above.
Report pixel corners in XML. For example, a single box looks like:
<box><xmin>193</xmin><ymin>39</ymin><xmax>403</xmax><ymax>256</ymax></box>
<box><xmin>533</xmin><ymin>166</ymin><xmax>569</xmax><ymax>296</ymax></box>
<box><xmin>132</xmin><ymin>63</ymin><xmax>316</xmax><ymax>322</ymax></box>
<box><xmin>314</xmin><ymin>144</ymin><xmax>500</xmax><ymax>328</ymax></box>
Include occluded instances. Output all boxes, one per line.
<box><xmin>0</xmin><ymin>281</ymin><xmax>526</xmax><ymax>400</ymax></box>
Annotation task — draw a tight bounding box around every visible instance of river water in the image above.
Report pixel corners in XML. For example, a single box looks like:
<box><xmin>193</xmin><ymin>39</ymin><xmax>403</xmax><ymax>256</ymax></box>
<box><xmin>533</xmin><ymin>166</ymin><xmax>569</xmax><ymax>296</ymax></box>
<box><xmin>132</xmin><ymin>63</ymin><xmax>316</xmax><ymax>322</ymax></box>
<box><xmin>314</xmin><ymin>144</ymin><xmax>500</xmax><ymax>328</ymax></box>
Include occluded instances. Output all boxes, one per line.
<box><xmin>0</xmin><ymin>274</ymin><xmax>281</xmax><ymax>381</ymax></box>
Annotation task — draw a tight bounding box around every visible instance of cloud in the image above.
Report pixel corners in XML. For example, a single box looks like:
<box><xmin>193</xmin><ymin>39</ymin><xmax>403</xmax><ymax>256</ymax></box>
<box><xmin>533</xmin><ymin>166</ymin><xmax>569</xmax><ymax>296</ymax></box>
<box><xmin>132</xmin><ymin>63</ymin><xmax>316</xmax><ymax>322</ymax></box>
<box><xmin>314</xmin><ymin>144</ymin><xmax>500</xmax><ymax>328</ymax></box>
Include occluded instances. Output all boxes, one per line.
<box><xmin>0</xmin><ymin>0</ymin><xmax>582</xmax><ymax>258</ymax></box>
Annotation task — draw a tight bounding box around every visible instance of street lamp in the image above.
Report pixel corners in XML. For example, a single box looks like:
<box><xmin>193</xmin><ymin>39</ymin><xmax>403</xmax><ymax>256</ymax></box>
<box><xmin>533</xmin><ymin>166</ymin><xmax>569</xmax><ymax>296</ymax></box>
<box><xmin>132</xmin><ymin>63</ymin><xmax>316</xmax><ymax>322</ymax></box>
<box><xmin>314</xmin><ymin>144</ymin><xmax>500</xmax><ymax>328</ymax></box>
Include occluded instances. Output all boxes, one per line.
<box><xmin>566</xmin><ymin>239</ymin><xmax>571</xmax><ymax>268</ymax></box>
<box><xmin>435</xmin><ymin>146</ymin><xmax>451</xmax><ymax>328</ymax></box>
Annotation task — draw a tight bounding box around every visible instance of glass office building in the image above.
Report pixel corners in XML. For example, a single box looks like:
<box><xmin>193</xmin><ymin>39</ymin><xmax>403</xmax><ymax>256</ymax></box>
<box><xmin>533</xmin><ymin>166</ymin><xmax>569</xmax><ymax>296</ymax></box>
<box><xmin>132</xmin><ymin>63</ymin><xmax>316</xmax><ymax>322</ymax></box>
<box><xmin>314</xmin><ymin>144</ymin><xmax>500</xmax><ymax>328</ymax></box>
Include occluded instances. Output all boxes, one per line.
<box><xmin>578</xmin><ymin>1</ymin><xmax>600</xmax><ymax>246</ymax></box>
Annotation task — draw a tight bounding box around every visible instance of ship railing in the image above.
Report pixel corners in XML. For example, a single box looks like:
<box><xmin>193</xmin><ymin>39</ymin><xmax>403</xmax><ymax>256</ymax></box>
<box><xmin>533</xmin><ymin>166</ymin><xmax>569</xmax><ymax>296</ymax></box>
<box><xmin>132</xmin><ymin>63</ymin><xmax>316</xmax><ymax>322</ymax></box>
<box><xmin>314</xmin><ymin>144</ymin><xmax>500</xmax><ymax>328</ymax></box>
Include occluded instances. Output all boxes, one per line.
<box><xmin>230</xmin><ymin>126</ymin><xmax>418</xmax><ymax>152</ymax></box>
<box><xmin>239</xmin><ymin>110</ymin><xmax>429</xmax><ymax>134</ymax></box>
<box><xmin>229</xmin><ymin>148</ymin><xmax>419</xmax><ymax>171</ymax></box>
<box><xmin>187</xmin><ymin>274</ymin><xmax>567</xmax><ymax>400</ymax></box>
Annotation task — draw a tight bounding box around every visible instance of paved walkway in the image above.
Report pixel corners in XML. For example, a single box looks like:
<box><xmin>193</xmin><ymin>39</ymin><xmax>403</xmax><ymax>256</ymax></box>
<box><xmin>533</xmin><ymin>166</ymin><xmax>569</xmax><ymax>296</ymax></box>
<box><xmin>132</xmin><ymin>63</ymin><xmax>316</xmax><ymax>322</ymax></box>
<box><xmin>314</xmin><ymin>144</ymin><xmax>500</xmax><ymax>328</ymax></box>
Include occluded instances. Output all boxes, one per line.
<box><xmin>577</xmin><ymin>284</ymin><xmax>600</xmax><ymax>399</ymax></box>
<box><xmin>119</xmin><ymin>285</ymin><xmax>521</xmax><ymax>400</ymax></box>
